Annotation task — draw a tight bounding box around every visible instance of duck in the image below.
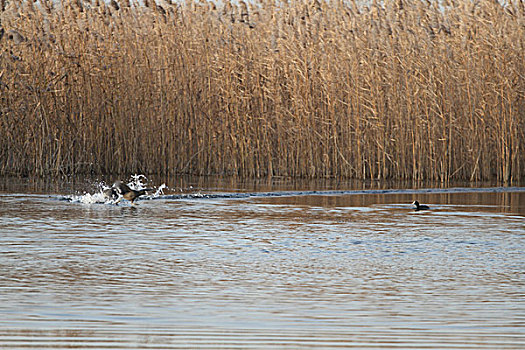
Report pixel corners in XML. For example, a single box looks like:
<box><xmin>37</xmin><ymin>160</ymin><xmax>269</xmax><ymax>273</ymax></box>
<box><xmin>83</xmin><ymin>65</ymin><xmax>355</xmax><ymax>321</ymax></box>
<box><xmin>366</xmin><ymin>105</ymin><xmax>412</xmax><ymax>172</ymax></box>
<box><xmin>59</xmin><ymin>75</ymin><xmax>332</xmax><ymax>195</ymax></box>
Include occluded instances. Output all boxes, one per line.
<box><xmin>412</xmin><ymin>200</ymin><xmax>430</xmax><ymax>211</ymax></box>
<box><xmin>104</xmin><ymin>181</ymin><xmax>154</xmax><ymax>205</ymax></box>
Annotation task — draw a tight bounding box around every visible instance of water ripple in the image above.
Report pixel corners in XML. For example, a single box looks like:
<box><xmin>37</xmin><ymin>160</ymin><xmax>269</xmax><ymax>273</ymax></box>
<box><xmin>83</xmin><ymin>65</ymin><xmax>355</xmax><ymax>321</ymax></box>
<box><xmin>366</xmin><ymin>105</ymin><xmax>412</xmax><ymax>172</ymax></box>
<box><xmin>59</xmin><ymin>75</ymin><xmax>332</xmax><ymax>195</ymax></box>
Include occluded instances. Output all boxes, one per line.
<box><xmin>0</xmin><ymin>188</ymin><xmax>524</xmax><ymax>349</ymax></box>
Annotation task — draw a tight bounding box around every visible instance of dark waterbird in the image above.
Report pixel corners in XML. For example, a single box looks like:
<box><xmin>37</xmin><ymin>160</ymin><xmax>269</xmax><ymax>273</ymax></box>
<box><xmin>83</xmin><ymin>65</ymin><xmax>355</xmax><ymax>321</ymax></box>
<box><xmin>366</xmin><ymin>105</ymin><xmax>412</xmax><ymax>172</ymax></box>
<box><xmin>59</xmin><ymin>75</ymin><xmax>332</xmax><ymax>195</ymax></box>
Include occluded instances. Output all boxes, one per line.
<box><xmin>104</xmin><ymin>181</ymin><xmax>154</xmax><ymax>205</ymax></box>
<box><xmin>412</xmin><ymin>200</ymin><xmax>430</xmax><ymax>211</ymax></box>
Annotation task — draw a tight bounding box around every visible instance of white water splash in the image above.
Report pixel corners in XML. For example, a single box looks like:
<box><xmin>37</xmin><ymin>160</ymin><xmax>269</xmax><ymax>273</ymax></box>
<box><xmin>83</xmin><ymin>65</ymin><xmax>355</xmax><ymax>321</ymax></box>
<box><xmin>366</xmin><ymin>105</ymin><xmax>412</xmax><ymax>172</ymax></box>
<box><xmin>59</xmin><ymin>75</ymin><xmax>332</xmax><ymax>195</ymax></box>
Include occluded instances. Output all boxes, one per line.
<box><xmin>67</xmin><ymin>175</ymin><xmax>166</xmax><ymax>205</ymax></box>
<box><xmin>68</xmin><ymin>191</ymin><xmax>113</xmax><ymax>205</ymax></box>
<box><xmin>126</xmin><ymin>175</ymin><xmax>167</xmax><ymax>199</ymax></box>
<box><xmin>128</xmin><ymin>174</ymin><xmax>149</xmax><ymax>190</ymax></box>
<box><xmin>152</xmin><ymin>183</ymin><xmax>167</xmax><ymax>197</ymax></box>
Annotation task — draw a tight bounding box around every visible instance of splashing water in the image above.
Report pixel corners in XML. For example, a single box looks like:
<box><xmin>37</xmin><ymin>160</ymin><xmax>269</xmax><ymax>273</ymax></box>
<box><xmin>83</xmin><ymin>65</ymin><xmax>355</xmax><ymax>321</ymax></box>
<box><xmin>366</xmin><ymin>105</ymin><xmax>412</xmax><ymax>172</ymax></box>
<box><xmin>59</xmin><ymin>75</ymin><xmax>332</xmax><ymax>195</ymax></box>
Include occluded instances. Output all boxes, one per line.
<box><xmin>127</xmin><ymin>174</ymin><xmax>149</xmax><ymax>190</ymax></box>
<box><xmin>152</xmin><ymin>183</ymin><xmax>167</xmax><ymax>197</ymax></box>
<box><xmin>126</xmin><ymin>174</ymin><xmax>167</xmax><ymax>199</ymax></box>
<box><xmin>68</xmin><ymin>191</ymin><xmax>110</xmax><ymax>204</ymax></box>
<box><xmin>66</xmin><ymin>175</ymin><xmax>166</xmax><ymax>204</ymax></box>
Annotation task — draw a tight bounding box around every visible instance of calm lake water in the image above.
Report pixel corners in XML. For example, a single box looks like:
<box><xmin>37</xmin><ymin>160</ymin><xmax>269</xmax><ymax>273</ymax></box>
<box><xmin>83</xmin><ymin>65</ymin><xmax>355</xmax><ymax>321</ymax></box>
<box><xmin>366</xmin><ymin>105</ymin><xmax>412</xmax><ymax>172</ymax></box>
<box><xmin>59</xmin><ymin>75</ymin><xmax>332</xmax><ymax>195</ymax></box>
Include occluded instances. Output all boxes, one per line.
<box><xmin>0</xmin><ymin>176</ymin><xmax>524</xmax><ymax>349</ymax></box>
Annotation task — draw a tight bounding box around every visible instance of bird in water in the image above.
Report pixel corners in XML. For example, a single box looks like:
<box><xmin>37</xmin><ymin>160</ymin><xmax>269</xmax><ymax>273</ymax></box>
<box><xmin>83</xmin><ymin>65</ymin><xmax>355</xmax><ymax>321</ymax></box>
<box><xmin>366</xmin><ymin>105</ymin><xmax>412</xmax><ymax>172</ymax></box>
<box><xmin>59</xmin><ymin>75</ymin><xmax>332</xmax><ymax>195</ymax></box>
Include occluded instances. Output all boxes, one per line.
<box><xmin>104</xmin><ymin>181</ymin><xmax>154</xmax><ymax>205</ymax></box>
<box><xmin>412</xmin><ymin>200</ymin><xmax>430</xmax><ymax>211</ymax></box>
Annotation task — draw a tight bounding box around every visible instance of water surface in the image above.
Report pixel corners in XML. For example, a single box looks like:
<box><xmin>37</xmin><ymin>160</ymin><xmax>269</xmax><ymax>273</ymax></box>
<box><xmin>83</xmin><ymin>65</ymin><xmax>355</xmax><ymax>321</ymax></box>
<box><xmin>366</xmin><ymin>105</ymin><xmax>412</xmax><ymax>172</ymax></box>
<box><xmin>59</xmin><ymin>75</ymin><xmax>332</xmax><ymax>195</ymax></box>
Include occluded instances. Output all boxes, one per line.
<box><xmin>0</xmin><ymin>177</ymin><xmax>524</xmax><ymax>349</ymax></box>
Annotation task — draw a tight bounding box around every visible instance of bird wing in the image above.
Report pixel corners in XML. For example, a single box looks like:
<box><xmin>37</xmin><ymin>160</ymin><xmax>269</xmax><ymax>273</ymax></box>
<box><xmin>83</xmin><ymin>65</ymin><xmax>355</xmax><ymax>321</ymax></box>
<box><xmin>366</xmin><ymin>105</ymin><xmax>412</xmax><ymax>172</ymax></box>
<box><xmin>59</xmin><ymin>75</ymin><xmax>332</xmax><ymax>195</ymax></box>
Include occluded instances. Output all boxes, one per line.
<box><xmin>113</xmin><ymin>181</ymin><xmax>132</xmax><ymax>194</ymax></box>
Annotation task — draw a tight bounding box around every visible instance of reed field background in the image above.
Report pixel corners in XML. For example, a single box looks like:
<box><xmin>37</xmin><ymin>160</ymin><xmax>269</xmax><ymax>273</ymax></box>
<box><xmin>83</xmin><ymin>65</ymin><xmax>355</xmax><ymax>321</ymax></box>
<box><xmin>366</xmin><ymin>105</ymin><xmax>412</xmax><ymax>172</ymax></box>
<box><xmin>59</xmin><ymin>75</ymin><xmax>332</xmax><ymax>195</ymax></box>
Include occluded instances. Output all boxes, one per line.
<box><xmin>0</xmin><ymin>0</ymin><xmax>523</xmax><ymax>181</ymax></box>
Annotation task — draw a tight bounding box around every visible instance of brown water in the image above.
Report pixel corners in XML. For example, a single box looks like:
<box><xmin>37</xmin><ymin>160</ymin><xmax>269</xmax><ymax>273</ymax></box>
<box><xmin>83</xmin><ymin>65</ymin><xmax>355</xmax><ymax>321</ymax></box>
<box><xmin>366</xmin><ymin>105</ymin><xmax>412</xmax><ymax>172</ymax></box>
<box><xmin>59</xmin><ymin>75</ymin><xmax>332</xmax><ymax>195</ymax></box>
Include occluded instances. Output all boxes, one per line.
<box><xmin>0</xmin><ymin>177</ymin><xmax>524</xmax><ymax>349</ymax></box>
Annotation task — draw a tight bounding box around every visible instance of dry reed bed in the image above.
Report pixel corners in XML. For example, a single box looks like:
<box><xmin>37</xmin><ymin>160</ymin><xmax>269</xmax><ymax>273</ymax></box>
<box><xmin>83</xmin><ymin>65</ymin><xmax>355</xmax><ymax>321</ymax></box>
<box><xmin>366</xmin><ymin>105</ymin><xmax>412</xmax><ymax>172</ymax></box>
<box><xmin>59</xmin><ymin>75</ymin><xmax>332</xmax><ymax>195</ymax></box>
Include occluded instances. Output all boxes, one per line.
<box><xmin>0</xmin><ymin>0</ymin><xmax>524</xmax><ymax>181</ymax></box>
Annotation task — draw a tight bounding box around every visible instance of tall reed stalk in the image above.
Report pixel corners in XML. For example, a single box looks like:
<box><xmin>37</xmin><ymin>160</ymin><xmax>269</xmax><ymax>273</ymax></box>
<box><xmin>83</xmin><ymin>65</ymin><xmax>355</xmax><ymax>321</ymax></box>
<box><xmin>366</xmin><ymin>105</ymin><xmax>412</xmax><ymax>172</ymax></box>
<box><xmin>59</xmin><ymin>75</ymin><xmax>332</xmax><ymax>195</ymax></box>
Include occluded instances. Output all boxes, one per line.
<box><xmin>0</xmin><ymin>0</ymin><xmax>523</xmax><ymax>181</ymax></box>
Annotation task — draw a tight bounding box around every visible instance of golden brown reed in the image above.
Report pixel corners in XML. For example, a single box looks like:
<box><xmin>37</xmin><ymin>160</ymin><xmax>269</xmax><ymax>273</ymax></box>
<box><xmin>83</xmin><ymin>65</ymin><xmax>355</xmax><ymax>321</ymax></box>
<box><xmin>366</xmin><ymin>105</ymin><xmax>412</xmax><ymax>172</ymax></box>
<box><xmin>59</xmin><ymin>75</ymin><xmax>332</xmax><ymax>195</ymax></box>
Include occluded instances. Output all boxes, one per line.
<box><xmin>0</xmin><ymin>0</ymin><xmax>523</xmax><ymax>181</ymax></box>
